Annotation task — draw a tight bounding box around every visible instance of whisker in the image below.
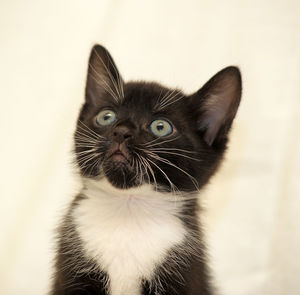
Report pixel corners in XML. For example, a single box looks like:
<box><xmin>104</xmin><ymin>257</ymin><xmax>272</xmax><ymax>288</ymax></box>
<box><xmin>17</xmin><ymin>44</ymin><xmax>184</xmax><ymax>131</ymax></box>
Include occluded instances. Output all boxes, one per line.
<box><xmin>76</xmin><ymin>125</ymin><xmax>99</xmax><ymax>139</ymax></box>
<box><xmin>157</xmin><ymin>89</ymin><xmax>164</xmax><ymax>103</ymax></box>
<box><xmin>134</xmin><ymin>157</ymin><xmax>142</xmax><ymax>185</ymax></box>
<box><xmin>160</xmin><ymin>89</ymin><xmax>176</xmax><ymax>106</ymax></box>
<box><xmin>143</xmin><ymin>147</ymin><xmax>197</xmax><ymax>154</ymax></box>
<box><xmin>148</xmin><ymin>150</ymin><xmax>202</xmax><ymax>162</ymax></box>
<box><xmin>159</xmin><ymin>90</ymin><xmax>179</xmax><ymax>108</ymax></box>
<box><xmin>151</xmin><ymin>147</ymin><xmax>212</xmax><ymax>156</ymax></box>
<box><xmin>139</xmin><ymin>154</ymin><xmax>158</xmax><ymax>191</ymax></box>
<box><xmin>74</xmin><ymin>134</ymin><xmax>101</xmax><ymax>143</ymax></box>
<box><xmin>74</xmin><ymin>137</ymin><xmax>99</xmax><ymax>146</ymax></box>
<box><xmin>138</xmin><ymin>156</ymin><xmax>145</xmax><ymax>185</ymax></box>
<box><xmin>160</xmin><ymin>93</ymin><xmax>185</xmax><ymax>110</ymax></box>
<box><xmin>140</xmin><ymin>136</ymin><xmax>162</xmax><ymax>147</ymax></box>
<box><xmin>89</xmin><ymin>156</ymin><xmax>102</xmax><ymax>175</ymax></box>
<box><xmin>134</xmin><ymin>156</ymin><xmax>142</xmax><ymax>185</ymax></box>
<box><xmin>76</xmin><ymin>148</ymin><xmax>98</xmax><ymax>156</ymax></box>
<box><xmin>147</xmin><ymin>152</ymin><xmax>199</xmax><ymax>191</ymax></box>
<box><xmin>79</xmin><ymin>154</ymin><xmax>100</xmax><ymax>174</ymax></box>
<box><xmin>74</xmin><ymin>135</ymin><xmax>97</xmax><ymax>143</ymax></box>
<box><xmin>75</xmin><ymin>143</ymin><xmax>99</xmax><ymax>148</ymax></box>
<box><xmin>77</xmin><ymin>152</ymin><xmax>101</xmax><ymax>164</ymax></box>
<box><xmin>78</xmin><ymin>121</ymin><xmax>103</xmax><ymax>139</ymax></box>
<box><xmin>146</xmin><ymin>157</ymin><xmax>179</xmax><ymax>194</ymax></box>
<box><xmin>75</xmin><ymin>130</ymin><xmax>99</xmax><ymax>141</ymax></box>
<box><xmin>142</xmin><ymin>136</ymin><xmax>181</xmax><ymax>148</ymax></box>
<box><xmin>154</xmin><ymin>89</ymin><xmax>185</xmax><ymax>111</ymax></box>
<box><xmin>137</xmin><ymin>154</ymin><xmax>150</xmax><ymax>185</ymax></box>
<box><xmin>153</xmin><ymin>89</ymin><xmax>174</xmax><ymax>111</ymax></box>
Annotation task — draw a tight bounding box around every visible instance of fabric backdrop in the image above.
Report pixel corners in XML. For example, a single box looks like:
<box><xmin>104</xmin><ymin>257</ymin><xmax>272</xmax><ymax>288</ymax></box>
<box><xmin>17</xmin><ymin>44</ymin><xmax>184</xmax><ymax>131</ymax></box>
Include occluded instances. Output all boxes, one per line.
<box><xmin>1</xmin><ymin>0</ymin><xmax>299</xmax><ymax>294</ymax></box>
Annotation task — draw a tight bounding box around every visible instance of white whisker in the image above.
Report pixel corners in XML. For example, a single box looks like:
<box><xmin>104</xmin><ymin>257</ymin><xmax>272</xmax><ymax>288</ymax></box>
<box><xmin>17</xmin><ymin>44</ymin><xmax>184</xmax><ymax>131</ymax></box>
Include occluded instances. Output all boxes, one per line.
<box><xmin>142</xmin><ymin>136</ymin><xmax>181</xmax><ymax>148</ymax></box>
<box><xmin>143</xmin><ymin>147</ymin><xmax>197</xmax><ymax>154</ymax></box>
<box><xmin>154</xmin><ymin>89</ymin><xmax>185</xmax><ymax>111</ymax></box>
<box><xmin>78</xmin><ymin>121</ymin><xmax>104</xmax><ymax>139</ymax></box>
<box><xmin>147</xmin><ymin>151</ymin><xmax>199</xmax><ymax>191</ymax></box>
<box><xmin>146</xmin><ymin>157</ymin><xmax>179</xmax><ymax>194</ymax></box>
<box><xmin>148</xmin><ymin>150</ymin><xmax>202</xmax><ymax>162</ymax></box>
<box><xmin>76</xmin><ymin>149</ymin><xmax>98</xmax><ymax>156</ymax></box>
<box><xmin>139</xmin><ymin>154</ymin><xmax>158</xmax><ymax>191</ymax></box>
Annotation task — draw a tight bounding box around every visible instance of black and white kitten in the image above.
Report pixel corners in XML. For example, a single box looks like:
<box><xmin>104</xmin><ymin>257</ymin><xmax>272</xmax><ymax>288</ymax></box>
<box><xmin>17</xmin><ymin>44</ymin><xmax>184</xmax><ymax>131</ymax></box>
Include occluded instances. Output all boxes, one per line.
<box><xmin>51</xmin><ymin>45</ymin><xmax>242</xmax><ymax>295</ymax></box>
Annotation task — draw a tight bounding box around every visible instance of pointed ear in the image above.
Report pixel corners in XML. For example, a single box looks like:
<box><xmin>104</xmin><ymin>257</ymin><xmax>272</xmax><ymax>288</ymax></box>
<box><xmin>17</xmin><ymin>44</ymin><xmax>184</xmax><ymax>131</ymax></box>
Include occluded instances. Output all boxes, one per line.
<box><xmin>190</xmin><ymin>66</ymin><xmax>242</xmax><ymax>146</ymax></box>
<box><xmin>85</xmin><ymin>44</ymin><xmax>124</xmax><ymax>105</ymax></box>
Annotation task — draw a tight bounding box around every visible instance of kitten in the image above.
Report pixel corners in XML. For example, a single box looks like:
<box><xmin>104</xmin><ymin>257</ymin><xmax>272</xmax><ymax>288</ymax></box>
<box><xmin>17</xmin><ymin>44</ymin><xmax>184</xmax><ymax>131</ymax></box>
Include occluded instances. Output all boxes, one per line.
<box><xmin>51</xmin><ymin>44</ymin><xmax>242</xmax><ymax>295</ymax></box>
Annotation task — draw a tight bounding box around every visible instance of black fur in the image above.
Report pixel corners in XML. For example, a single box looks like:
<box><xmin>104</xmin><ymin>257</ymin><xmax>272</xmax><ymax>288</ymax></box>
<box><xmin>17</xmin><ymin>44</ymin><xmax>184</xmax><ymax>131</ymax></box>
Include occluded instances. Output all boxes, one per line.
<box><xmin>51</xmin><ymin>44</ymin><xmax>242</xmax><ymax>295</ymax></box>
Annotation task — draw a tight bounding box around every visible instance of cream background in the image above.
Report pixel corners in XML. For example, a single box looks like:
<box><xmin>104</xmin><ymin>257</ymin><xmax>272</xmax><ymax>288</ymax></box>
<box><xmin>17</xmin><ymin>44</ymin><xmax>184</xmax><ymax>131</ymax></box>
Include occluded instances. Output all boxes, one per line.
<box><xmin>1</xmin><ymin>0</ymin><xmax>299</xmax><ymax>294</ymax></box>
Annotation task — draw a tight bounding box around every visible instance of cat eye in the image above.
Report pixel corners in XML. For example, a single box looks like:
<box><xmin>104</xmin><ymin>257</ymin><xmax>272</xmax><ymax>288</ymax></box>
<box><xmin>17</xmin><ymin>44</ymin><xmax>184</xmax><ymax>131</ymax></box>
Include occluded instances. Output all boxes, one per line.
<box><xmin>96</xmin><ymin>110</ymin><xmax>117</xmax><ymax>126</ymax></box>
<box><xmin>150</xmin><ymin>119</ymin><xmax>173</xmax><ymax>137</ymax></box>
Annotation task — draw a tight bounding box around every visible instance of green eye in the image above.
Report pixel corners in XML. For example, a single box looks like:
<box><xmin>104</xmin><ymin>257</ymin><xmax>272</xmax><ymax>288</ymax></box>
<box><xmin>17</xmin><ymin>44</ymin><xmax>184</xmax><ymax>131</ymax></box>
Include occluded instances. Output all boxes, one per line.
<box><xmin>150</xmin><ymin>119</ymin><xmax>173</xmax><ymax>137</ymax></box>
<box><xmin>96</xmin><ymin>110</ymin><xmax>117</xmax><ymax>126</ymax></box>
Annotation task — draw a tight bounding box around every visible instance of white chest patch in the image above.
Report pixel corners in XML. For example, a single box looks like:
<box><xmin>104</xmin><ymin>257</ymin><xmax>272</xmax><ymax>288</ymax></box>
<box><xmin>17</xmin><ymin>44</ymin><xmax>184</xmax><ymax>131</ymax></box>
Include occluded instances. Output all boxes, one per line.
<box><xmin>73</xmin><ymin>178</ymin><xmax>187</xmax><ymax>295</ymax></box>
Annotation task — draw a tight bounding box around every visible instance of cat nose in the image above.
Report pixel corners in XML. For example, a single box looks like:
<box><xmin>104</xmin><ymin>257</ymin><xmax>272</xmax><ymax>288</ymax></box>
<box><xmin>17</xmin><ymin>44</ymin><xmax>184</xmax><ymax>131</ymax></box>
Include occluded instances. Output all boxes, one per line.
<box><xmin>112</xmin><ymin>126</ymin><xmax>133</xmax><ymax>143</ymax></box>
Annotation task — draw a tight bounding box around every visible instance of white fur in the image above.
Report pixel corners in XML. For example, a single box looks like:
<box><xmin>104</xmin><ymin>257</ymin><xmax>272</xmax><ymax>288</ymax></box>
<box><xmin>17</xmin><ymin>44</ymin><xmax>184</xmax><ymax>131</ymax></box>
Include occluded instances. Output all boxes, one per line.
<box><xmin>73</xmin><ymin>178</ymin><xmax>187</xmax><ymax>295</ymax></box>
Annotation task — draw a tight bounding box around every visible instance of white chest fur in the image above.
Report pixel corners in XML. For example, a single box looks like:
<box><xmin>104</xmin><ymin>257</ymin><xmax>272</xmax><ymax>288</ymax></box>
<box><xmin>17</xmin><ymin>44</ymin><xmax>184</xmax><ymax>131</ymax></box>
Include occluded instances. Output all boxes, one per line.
<box><xmin>73</xmin><ymin>178</ymin><xmax>187</xmax><ymax>295</ymax></box>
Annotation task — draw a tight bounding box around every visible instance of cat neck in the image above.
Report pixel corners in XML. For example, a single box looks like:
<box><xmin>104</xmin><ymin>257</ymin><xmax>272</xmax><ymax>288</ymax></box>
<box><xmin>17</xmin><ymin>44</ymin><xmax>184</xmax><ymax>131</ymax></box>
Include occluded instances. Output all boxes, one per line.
<box><xmin>82</xmin><ymin>177</ymin><xmax>157</xmax><ymax>198</ymax></box>
<box><xmin>80</xmin><ymin>177</ymin><xmax>201</xmax><ymax>222</ymax></box>
<box><xmin>82</xmin><ymin>176</ymin><xmax>197</xmax><ymax>202</ymax></box>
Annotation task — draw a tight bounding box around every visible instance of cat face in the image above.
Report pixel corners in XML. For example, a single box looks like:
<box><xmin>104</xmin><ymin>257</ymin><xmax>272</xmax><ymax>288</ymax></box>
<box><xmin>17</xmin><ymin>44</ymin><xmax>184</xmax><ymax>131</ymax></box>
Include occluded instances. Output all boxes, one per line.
<box><xmin>74</xmin><ymin>45</ymin><xmax>241</xmax><ymax>192</ymax></box>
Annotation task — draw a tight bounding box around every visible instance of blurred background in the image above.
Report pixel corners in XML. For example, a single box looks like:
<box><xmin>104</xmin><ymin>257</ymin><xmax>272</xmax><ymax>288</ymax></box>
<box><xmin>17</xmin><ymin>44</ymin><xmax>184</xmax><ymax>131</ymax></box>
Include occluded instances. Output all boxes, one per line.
<box><xmin>1</xmin><ymin>0</ymin><xmax>299</xmax><ymax>294</ymax></box>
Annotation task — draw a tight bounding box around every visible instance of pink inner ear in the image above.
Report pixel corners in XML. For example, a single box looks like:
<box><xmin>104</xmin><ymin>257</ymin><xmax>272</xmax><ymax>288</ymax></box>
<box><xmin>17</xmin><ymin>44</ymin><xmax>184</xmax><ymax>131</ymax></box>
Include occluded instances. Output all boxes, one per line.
<box><xmin>199</xmin><ymin>68</ymin><xmax>241</xmax><ymax>146</ymax></box>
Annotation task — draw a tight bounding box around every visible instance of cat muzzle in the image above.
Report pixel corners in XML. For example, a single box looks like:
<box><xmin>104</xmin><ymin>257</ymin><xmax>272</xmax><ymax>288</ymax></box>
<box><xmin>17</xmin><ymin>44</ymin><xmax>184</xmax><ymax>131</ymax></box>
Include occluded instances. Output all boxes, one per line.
<box><xmin>106</xmin><ymin>142</ymin><xmax>131</xmax><ymax>163</ymax></box>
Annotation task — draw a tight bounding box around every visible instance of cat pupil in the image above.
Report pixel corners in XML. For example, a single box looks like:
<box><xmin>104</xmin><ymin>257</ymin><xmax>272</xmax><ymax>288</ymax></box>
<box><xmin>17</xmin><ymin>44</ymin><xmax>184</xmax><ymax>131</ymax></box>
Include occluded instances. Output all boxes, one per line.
<box><xmin>157</xmin><ymin>123</ymin><xmax>164</xmax><ymax>131</ymax></box>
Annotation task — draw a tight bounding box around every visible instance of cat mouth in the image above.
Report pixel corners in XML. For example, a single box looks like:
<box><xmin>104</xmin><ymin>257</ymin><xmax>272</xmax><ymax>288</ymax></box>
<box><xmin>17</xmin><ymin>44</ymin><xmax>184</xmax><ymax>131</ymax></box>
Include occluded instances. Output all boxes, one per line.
<box><xmin>103</xmin><ymin>142</ymin><xmax>137</xmax><ymax>188</ymax></box>
<box><xmin>106</xmin><ymin>143</ymin><xmax>131</xmax><ymax>164</ymax></box>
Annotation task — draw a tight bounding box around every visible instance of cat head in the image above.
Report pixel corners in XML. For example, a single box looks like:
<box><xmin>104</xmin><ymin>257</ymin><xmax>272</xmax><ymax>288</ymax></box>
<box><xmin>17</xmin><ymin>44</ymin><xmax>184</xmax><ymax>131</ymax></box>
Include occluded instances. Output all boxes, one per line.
<box><xmin>74</xmin><ymin>45</ymin><xmax>241</xmax><ymax>192</ymax></box>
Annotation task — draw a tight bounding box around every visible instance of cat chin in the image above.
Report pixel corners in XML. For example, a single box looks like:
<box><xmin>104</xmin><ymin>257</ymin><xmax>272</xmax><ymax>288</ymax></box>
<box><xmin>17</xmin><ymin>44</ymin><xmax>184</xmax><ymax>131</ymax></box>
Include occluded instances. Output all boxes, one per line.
<box><xmin>102</xmin><ymin>161</ymin><xmax>141</xmax><ymax>189</ymax></box>
<box><xmin>106</xmin><ymin>179</ymin><xmax>140</xmax><ymax>190</ymax></box>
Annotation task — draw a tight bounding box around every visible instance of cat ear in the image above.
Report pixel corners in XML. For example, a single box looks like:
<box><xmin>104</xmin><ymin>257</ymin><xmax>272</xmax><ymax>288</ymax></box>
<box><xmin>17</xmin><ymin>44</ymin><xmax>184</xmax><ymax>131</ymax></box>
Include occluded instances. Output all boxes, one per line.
<box><xmin>190</xmin><ymin>66</ymin><xmax>242</xmax><ymax>146</ymax></box>
<box><xmin>85</xmin><ymin>44</ymin><xmax>124</xmax><ymax>105</ymax></box>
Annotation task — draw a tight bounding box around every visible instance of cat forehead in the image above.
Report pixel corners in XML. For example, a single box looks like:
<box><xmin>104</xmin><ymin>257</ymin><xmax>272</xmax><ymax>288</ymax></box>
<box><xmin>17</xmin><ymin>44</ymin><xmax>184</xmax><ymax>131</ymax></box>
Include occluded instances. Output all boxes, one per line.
<box><xmin>122</xmin><ymin>82</ymin><xmax>186</xmax><ymax>111</ymax></box>
<box><xmin>84</xmin><ymin>82</ymin><xmax>188</xmax><ymax>122</ymax></box>
<box><xmin>125</xmin><ymin>81</ymin><xmax>167</xmax><ymax>97</ymax></box>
